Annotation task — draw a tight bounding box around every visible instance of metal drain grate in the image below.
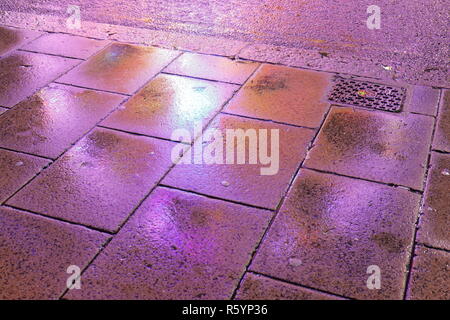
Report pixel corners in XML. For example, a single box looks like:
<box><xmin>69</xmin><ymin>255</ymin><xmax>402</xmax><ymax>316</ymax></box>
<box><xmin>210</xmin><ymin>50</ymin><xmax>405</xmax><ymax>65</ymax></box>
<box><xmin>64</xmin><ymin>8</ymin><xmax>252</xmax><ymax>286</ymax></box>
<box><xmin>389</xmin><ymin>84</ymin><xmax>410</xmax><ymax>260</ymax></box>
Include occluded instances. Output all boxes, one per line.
<box><xmin>328</xmin><ymin>78</ymin><xmax>406</xmax><ymax>112</ymax></box>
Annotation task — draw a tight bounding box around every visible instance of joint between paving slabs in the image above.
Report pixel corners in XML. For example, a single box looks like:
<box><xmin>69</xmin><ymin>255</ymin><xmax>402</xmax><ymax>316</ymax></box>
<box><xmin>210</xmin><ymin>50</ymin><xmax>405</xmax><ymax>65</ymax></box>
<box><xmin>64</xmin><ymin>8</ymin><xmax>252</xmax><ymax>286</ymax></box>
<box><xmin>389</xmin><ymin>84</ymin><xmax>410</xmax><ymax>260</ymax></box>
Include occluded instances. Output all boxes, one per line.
<box><xmin>59</xmin><ymin>235</ymin><xmax>114</xmax><ymax>299</ymax></box>
<box><xmin>302</xmin><ymin>166</ymin><xmax>424</xmax><ymax>195</ymax></box>
<box><xmin>230</xmin><ymin>102</ymin><xmax>335</xmax><ymax>300</ymax></box>
<box><xmin>3</xmin><ymin>204</ymin><xmax>114</xmax><ymax>235</ymax></box>
<box><xmin>159</xmin><ymin>184</ymin><xmax>274</xmax><ymax>212</ymax></box>
<box><xmin>2</xmin><ymin>26</ymin><xmax>447</xmax><ymax>300</ymax></box>
<box><xmin>245</xmin><ymin>270</ymin><xmax>354</xmax><ymax>301</ymax></box>
<box><xmin>220</xmin><ymin>111</ymin><xmax>318</xmax><ymax>131</ymax></box>
<box><xmin>0</xmin><ymin>50</ymin><xmax>183</xmax><ymax>240</ymax></box>
<box><xmin>53</xmin><ymin>53</ymin><xmax>260</xmax><ymax>300</ymax></box>
<box><xmin>401</xmin><ymin>88</ymin><xmax>443</xmax><ymax>300</ymax></box>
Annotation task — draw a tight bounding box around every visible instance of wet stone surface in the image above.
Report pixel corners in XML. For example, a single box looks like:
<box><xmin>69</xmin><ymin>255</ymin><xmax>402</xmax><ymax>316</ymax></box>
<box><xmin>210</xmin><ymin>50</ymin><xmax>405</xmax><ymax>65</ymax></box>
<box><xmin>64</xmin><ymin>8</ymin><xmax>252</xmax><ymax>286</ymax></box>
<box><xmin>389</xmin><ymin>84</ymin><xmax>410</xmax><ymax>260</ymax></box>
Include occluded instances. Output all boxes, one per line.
<box><xmin>250</xmin><ymin>169</ymin><xmax>420</xmax><ymax>299</ymax></box>
<box><xmin>305</xmin><ymin>106</ymin><xmax>434</xmax><ymax>190</ymax></box>
<box><xmin>0</xmin><ymin>206</ymin><xmax>109</xmax><ymax>299</ymax></box>
<box><xmin>224</xmin><ymin>64</ymin><xmax>331</xmax><ymax>128</ymax></box>
<box><xmin>417</xmin><ymin>152</ymin><xmax>450</xmax><ymax>250</ymax></box>
<box><xmin>433</xmin><ymin>90</ymin><xmax>450</xmax><ymax>153</ymax></box>
<box><xmin>101</xmin><ymin>74</ymin><xmax>238</xmax><ymax>141</ymax></box>
<box><xmin>0</xmin><ymin>51</ymin><xmax>80</xmax><ymax>107</ymax></box>
<box><xmin>0</xmin><ymin>84</ymin><xmax>126</xmax><ymax>158</ymax></box>
<box><xmin>0</xmin><ymin>26</ymin><xmax>41</xmax><ymax>56</ymax></box>
<box><xmin>235</xmin><ymin>273</ymin><xmax>341</xmax><ymax>300</ymax></box>
<box><xmin>7</xmin><ymin>128</ymin><xmax>176</xmax><ymax>232</ymax></box>
<box><xmin>163</xmin><ymin>114</ymin><xmax>314</xmax><ymax>209</ymax></box>
<box><xmin>22</xmin><ymin>33</ymin><xmax>110</xmax><ymax>59</ymax></box>
<box><xmin>164</xmin><ymin>52</ymin><xmax>259</xmax><ymax>84</ymax></box>
<box><xmin>58</xmin><ymin>43</ymin><xmax>179</xmax><ymax>94</ymax></box>
<box><xmin>65</xmin><ymin>187</ymin><xmax>272</xmax><ymax>299</ymax></box>
<box><xmin>0</xmin><ymin>149</ymin><xmax>50</xmax><ymax>203</ymax></box>
<box><xmin>406</xmin><ymin>85</ymin><xmax>440</xmax><ymax>116</ymax></box>
<box><xmin>407</xmin><ymin>246</ymin><xmax>449</xmax><ymax>300</ymax></box>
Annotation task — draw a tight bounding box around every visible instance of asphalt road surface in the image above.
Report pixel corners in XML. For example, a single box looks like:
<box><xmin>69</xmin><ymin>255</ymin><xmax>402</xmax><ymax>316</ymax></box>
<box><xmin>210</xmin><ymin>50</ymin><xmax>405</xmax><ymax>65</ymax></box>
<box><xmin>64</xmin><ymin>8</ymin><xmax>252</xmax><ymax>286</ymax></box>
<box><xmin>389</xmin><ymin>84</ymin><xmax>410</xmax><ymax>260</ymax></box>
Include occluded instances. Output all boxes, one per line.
<box><xmin>0</xmin><ymin>0</ymin><xmax>448</xmax><ymax>81</ymax></box>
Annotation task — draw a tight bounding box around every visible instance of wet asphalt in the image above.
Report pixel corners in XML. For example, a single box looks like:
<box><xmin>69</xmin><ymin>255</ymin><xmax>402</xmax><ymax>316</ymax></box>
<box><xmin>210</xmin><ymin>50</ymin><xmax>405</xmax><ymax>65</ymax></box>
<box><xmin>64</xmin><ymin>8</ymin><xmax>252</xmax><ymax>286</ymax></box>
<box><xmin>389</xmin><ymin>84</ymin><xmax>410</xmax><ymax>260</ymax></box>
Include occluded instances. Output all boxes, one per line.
<box><xmin>0</xmin><ymin>0</ymin><xmax>448</xmax><ymax>67</ymax></box>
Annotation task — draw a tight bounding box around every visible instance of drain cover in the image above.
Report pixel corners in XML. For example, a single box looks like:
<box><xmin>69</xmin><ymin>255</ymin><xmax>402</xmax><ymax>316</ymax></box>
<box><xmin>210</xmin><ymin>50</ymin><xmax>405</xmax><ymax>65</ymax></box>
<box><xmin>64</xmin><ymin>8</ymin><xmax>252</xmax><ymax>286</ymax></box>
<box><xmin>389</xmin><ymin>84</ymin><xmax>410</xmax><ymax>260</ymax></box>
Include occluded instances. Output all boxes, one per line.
<box><xmin>328</xmin><ymin>78</ymin><xmax>405</xmax><ymax>112</ymax></box>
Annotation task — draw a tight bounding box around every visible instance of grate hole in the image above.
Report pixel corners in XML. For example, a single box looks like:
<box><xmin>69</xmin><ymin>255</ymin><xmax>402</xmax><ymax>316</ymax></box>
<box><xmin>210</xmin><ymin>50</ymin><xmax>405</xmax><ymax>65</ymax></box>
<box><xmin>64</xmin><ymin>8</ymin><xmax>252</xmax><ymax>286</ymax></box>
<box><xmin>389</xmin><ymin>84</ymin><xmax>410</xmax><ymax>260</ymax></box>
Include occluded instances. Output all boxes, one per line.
<box><xmin>328</xmin><ymin>78</ymin><xmax>406</xmax><ymax>112</ymax></box>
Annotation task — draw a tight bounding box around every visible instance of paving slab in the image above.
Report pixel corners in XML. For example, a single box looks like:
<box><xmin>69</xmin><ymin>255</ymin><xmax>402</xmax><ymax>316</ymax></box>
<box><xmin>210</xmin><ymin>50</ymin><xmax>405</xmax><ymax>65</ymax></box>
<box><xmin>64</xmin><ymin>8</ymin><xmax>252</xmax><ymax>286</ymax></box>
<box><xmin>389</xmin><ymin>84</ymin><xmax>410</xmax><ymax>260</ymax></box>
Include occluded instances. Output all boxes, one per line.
<box><xmin>0</xmin><ymin>206</ymin><xmax>109</xmax><ymax>299</ymax></box>
<box><xmin>417</xmin><ymin>152</ymin><xmax>450</xmax><ymax>250</ymax></box>
<box><xmin>433</xmin><ymin>90</ymin><xmax>450</xmax><ymax>152</ymax></box>
<box><xmin>235</xmin><ymin>273</ymin><xmax>341</xmax><ymax>300</ymax></box>
<box><xmin>250</xmin><ymin>169</ymin><xmax>420</xmax><ymax>300</ymax></box>
<box><xmin>407</xmin><ymin>246</ymin><xmax>449</xmax><ymax>300</ymax></box>
<box><xmin>164</xmin><ymin>52</ymin><xmax>259</xmax><ymax>84</ymax></box>
<box><xmin>0</xmin><ymin>26</ymin><xmax>41</xmax><ymax>56</ymax></box>
<box><xmin>0</xmin><ymin>84</ymin><xmax>126</xmax><ymax>158</ymax></box>
<box><xmin>305</xmin><ymin>107</ymin><xmax>434</xmax><ymax>190</ymax></box>
<box><xmin>406</xmin><ymin>85</ymin><xmax>440</xmax><ymax>116</ymax></box>
<box><xmin>65</xmin><ymin>187</ymin><xmax>272</xmax><ymax>299</ymax></box>
<box><xmin>22</xmin><ymin>33</ymin><xmax>110</xmax><ymax>59</ymax></box>
<box><xmin>163</xmin><ymin>114</ymin><xmax>314</xmax><ymax>209</ymax></box>
<box><xmin>57</xmin><ymin>43</ymin><xmax>179</xmax><ymax>94</ymax></box>
<box><xmin>7</xmin><ymin>127</ymin><xmax>176</xmax><ymax>232</ymax></box>
<box><xmin>0</xmin><ymin>51</ymin><xmax>80</xmax><ymax>107</ymax></box>
<box><xmin>0</xmin><ymin>149</ymin><xmax>50</xmax><ymax>203</ymax></box>
<box><xmin>101</xmin><ymin>74</ymin><xmax>238</xmax><ymax>140</ymax></box>
<box><xmin>223</xmin><ymin>64</ymin><xmax>331</xmax><ymax>128</ymax></box>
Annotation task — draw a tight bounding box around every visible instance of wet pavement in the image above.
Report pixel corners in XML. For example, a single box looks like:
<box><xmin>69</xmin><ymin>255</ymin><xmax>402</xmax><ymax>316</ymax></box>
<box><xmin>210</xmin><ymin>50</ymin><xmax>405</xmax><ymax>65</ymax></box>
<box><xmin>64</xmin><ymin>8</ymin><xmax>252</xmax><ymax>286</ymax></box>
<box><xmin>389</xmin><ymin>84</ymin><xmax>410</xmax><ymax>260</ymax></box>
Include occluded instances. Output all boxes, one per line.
<box><xmin>164</xmin><ymin>53</ymin><xmax>260</xmax><ymax>84</ymax></box>
<box><xmin>304</xmin><ymin>107</ymin><xmax>434</xmax><ymax>190</ymax></box>
<box><xmin>0</xmin><ymin>26</ymin><xmax>41</xmax><ymax>56</ymax></box>
<box><xmin>0</xmin><ymin>25</ymin><xmax>449</xmax><ymax>300</ymax></box>
<box><xmin>417</xmin><ymin>153</ymin><xmax>450</xmax><ymax>250</ymax></box>
<box><xmin>57</xmin><ymin>43</ymin><xmax>180</xmax><ymax>94</ymax></box>
<box><xmin>22</xmin><ymin>33</ymin><xmax>110</xmax><ymax>59</ymax></box>
<box><xmin>0</xmin><ymin>83</ymin><xmax>126</xmax><ymax>158</ymax></box>
<box><xmin>224</xmin><ymin>65</ymin><xmax>331</xmax><ymax>128</ymax></box>
<box><xmin>250</xmin><ymin>169</ymin><xmax>420</xmax><ymax>300</ymax></box>
<box><xmin>0</xmin><ymin>206</ymin><xmax>109</xmax><ymax>299</ymax></box>
<box><xmin>0</xmin><ymin>50</ymin><xmax>79</xmax><ymax>107</ymax></box>
<box><xmin>407</xmin><ymin>246</ymin><xmax>449</xmax><ymax>300</ymax></box>
<box><xmin>65</xmin><ymin>187</ymin><xmax>272</xmax><ymax>299</ymax></box>
<box><xmin>101</xmin><ymin>74</ymin><xmax>238</xmax><ymax>141</ymax></box>
<box><xmin>235</xmin><ymin>273</ymin><xmax>341</xmax><ymax>300</ymax></box>
<box><xmin>7</xmin><ymin>127</ymin><xmax>177</xmax><ymax>232</ymax></box>
<box><xmin>434</xmin><ymin>90</ymin><xmax>450</xmax><ymax>153</ymax></box>
<box><xmin>163</xmin><ymin>114</ymin><xmax>314</xmax><ymax>209</ymax></box>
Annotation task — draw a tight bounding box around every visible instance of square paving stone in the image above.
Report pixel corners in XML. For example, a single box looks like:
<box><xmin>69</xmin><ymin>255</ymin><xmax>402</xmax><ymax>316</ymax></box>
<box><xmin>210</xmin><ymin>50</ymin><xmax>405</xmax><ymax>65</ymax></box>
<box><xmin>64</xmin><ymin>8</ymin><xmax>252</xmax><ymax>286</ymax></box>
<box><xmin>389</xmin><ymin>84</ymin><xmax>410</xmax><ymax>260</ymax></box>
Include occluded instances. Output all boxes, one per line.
<box><xmin>250</xmin><ymin>169</ymin><xmax>421</xmax><ymax>300</ymax></box>
<box><xmin>22</xmin><ymin>33</ymin><xmax>110</xmax><ymax>59</ymax></box>
<box><xmin>164</xmin><ymin>52</ymin><xmax>259</xmax><ymax>84</ymax></box>
<box><xmin>101</xmin><ymin>74</ymin><xmax>238</xmax><ymax>141</ymax></box>
<box><xmin>433</xmin><ymin>90</ymin><xmax>450</xmax><ymax>152</ymax></box>
<box><xmin>0</xmin><ymin>26</ymin><xmax>41</xmax><ymax>56</ymax></box>
<box><xmin>417</xmin><ymin>152</ymin><xmax>450</xmax><ymax>250</ymax></box>
<box><xmin>57</xmin><ymin>43</ymin><xmax>179</xmax><ymax>94</ymax></box>
<box><xmin>0</xmin><ymin>51</ymin><xmax>80</xmax><ymax>107</ymax></box>
<box><xmin>223</xmin><ymin>64</ymin><xmax>331</xmax><ymax>128</ymax></box>
<box><xmin>235</xmin><ymin>273</ymin><xmax>341</xmax><ymax>300</ymax></box>
<box><xmin>0</xmin><ymin>149</ymin><xmax>50</xmax><ymax>203</ymax></box>
<box><xmin>406</xmin><ymin>85</ymin><xmax>440</xmax><ymax>116</ymax></box>
<box><xmin>0</xmin><ymin>206</ymin><xmax>109</xmax><ymax>299</ymax></box>
<box><xmin>407</xmin><ymin>246</ymin><xmax>449</xmax><ymax>300</ymax></box>
<box><xmin>304</xmin><ymin>107</ymin><xmax>434</xmax><ymax>190</ymax></box>
<box><xmin>7</xmin><ymin>127</ymin><xmax>176</xmax><ymax>232</ymax></box>
<box><xmin>163</xmin><ymin>114</ymin><xmax>315</xmax><ymax>209</ymax></box>
<box><xmin>0</xmin><ymin>84</ymin><xmax>126</xmax><ymax>159</ymax></box>
<box><xmin>65</xmin><ymin>187</ymin><xmax>272</xmax><ymax>300</ymax></box>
